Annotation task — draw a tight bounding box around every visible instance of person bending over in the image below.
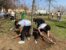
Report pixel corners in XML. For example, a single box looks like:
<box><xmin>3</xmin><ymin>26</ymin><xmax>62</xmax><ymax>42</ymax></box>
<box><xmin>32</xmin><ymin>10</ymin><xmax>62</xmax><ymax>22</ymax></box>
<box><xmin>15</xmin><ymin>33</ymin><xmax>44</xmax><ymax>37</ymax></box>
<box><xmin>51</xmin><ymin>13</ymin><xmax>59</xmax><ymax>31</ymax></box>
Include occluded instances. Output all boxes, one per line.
<box><xmin>33</xmin><ymin>18</ymin><xmax>55</xmax><ymax>44</ymax></box>
<box><xmin>15</xmin><ymin>19</ymin><xmax>31</xmax><ymax>44</ymax></box>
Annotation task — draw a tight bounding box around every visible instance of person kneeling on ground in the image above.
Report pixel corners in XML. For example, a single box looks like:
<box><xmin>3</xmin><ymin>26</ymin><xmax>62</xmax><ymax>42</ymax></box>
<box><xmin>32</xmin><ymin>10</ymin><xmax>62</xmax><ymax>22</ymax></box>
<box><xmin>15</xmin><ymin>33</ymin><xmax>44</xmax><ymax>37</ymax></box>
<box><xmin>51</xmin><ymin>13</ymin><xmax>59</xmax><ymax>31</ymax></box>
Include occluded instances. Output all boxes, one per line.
<box><xmin>15</xmin><ymin>19</ymin><xmax>31</xmax><ymax>44</ymax></box>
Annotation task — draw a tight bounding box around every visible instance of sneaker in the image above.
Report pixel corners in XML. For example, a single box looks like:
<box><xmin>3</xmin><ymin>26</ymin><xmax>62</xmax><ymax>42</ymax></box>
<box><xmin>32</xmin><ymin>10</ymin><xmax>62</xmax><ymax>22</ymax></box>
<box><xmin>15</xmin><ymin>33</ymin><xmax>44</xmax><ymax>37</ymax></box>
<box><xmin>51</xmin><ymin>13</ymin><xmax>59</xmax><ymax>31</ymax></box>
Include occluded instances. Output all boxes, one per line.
<box><xmin>27</xmin><ymin>37</ymin><xmax>30</xmax><ymax>40</ymax></box>
<box><xmin>35</xmin><ymin>40</ymin><xmax>38</xmax><ymax>44</ymax></box>
<box><xmin>18</xmin><ymin>41</ymin><xmax>25</xmax><ymax>44</ymax></box>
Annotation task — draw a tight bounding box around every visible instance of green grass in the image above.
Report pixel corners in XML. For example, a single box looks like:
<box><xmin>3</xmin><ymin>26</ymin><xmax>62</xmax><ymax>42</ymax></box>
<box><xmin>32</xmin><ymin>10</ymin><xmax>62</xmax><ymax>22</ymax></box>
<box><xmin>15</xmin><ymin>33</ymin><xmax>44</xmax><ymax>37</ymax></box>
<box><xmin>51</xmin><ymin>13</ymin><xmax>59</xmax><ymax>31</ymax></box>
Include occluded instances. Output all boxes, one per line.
<box><xmin>44</xmin><ymin>16</ymin><xmax>66</xmax><ymax>40</ymax></box>
<box><xmin>0</xmin><ymin>19</ymin><xmax>14</xmax><ymax>35</ymax></box>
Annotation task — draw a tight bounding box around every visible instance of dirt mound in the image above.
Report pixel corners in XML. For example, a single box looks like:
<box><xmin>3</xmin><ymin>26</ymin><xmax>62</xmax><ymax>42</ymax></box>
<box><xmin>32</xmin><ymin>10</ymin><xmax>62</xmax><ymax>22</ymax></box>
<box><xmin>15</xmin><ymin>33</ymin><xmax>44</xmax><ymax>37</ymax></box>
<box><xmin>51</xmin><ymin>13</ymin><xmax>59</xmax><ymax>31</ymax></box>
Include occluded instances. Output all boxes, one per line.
<box><xmin>0</xmin><ymin>32</ymin><xmax>66</xmax><ymax>50</ymax></box>
<box><xmin>0</xmin><ymin>31</ymin><xmax>56</xmax><ymax>50</ymax></box>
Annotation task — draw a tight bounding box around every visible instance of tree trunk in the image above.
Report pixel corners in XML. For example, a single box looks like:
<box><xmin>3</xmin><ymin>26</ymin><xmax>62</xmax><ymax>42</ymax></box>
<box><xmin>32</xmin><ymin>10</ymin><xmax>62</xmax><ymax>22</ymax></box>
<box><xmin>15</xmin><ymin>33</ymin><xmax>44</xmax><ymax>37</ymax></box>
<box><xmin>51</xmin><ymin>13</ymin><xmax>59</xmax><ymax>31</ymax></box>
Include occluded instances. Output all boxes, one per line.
<box><xmin>31</xmin><ymin>0</ymin><xmax>35</xmax><ymax>34</ymax></box>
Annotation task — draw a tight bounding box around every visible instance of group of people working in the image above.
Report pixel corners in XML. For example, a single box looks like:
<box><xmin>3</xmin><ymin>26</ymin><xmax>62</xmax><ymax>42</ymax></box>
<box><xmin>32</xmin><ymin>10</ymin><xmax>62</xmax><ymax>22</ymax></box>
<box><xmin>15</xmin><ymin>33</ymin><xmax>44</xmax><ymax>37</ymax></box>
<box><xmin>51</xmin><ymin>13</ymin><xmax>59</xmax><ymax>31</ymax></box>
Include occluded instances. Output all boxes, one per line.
<box><xmin>14</xmin><ymin>18</ymin><xmax>55</xmax><ymax>44</ymax></box>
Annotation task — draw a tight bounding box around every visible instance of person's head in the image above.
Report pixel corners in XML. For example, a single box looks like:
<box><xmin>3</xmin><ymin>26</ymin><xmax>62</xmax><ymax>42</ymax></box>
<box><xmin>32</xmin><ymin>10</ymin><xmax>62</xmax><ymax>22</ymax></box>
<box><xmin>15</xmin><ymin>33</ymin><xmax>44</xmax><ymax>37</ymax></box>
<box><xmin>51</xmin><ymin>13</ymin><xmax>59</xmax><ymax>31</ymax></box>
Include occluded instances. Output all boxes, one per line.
<box><xmin>15</xmin><ymin>19</ymin><xmax>19</xmax><ymax>25</ymax></box>
<box><xmin>15</xmin><ymin>19</ymin><xmax>20</xmax><ymax>29</ymax></box>
<box><xmin>16</xmin><ymin>24</ymin><xmax>20</xmax><ymax>29</ymax></box>
<box><xmin>33</xmin><ymin>18</ymin><xmax>45</xmax><ymax>24</ymax></box>
<box><xmin>58</xmin><ymin>11</ymin><xmax>60</xmax><ymax>12</ymax></box>
<box><xmin>33</xmin><ymin>18</ymin><xmax>45</xmax><ymax>27</ymax></box>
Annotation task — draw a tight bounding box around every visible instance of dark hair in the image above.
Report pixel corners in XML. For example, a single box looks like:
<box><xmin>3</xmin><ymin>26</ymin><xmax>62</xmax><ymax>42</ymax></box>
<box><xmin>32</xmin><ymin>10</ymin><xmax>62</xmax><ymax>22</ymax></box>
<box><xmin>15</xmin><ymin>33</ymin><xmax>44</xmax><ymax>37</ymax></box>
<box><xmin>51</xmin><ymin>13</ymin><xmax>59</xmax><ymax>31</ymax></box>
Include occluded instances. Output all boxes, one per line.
<box><xmin>33</xmin><ymin>18</ymin><xmax>45</xmax><ymax>27</ymax></box>
<box><xmin>15</xmin><ymin>20</ymin><xmax>18</xmax><ymax>26</ymax></box>
<box><xmin>58</xmin><ymin>11</ymin><xmax>60</xmax><ymax>12</ymax></box>
<box><xmin>14</xmin><ymin>20</ymin><xmax>20</xmax><ymax>29</ymax></box>
<box><xmin>15</xmin><ymin>24</ymin><xmax>20</xmax><ymax>29</ymax></box>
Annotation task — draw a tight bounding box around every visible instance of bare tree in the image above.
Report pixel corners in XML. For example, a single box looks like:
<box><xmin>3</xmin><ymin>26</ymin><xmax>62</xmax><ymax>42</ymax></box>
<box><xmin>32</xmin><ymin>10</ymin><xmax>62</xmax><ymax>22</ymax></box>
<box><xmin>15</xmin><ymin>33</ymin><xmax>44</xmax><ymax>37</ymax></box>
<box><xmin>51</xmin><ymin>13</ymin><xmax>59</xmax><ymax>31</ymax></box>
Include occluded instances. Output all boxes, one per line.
<box><xmin>31</xmin><ymin>0</ymin><xmax>36</xmax><ymax>34</ymax></box>
<box><xmin>0</xmin><ymin>0</ymin><xmax>18</xmax><ymax>10</ymax></box>
<box><xmin>0</xmin><ymin>0</ymin><xmax>6</xmax><ymax>9</ymax></box>
<box><xmin>56</xmin><ymin>5</ymin><xmax>65</xmax><ymax>14</ymax></box>
<box><xmin>45</xmin><ymin>0</ymin><xmax>55</xmax><ymax>19</ymax></box>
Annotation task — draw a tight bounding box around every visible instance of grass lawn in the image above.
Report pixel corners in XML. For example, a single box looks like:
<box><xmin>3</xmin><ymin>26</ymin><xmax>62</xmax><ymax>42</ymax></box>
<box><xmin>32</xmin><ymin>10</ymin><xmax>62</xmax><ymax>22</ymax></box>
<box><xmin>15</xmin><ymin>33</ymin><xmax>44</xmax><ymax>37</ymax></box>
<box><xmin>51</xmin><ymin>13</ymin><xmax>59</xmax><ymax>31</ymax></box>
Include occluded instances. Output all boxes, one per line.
<box><xmin>43</xmin><ymin>15</ymin><xmax>66</xmax><ymax>40</ymax></box>
<box><xmin>0</xmin><ymin>15</ymin><xmax>66</xmax><ymax>50</ymax></box>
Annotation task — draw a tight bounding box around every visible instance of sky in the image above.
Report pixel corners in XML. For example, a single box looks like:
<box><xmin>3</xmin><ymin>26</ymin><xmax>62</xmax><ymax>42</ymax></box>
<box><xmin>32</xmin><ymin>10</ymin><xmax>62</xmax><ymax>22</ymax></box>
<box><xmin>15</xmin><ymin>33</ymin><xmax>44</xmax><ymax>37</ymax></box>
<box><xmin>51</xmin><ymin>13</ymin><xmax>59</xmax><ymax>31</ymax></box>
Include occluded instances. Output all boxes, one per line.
<box><xmin>19</xmin><ymin>0</ymin><xmax>66</xmax><ymax>9</ymax></box>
